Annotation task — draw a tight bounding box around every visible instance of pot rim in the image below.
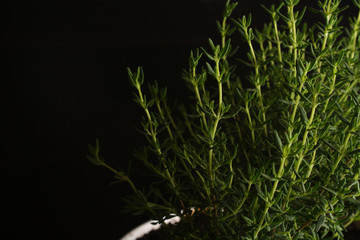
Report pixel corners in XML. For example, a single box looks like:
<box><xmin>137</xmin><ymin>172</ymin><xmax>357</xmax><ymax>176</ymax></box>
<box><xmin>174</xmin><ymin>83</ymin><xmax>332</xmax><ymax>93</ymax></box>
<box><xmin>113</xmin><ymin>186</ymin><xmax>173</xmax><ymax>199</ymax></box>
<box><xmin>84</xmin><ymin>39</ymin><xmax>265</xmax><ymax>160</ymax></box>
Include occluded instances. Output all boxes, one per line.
<box><xmin>120</xmin><ymin>215</ymin><xmax>181</xmax><ymax>240</ymax></box>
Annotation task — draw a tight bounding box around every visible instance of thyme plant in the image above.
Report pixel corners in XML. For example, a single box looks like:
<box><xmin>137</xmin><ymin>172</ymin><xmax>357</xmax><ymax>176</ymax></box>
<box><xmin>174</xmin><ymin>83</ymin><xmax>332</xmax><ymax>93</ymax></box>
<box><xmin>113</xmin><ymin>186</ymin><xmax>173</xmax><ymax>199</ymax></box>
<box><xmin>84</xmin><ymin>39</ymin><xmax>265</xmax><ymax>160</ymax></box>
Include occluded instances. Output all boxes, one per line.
<box><xmin>88</xmin><ymin>0</ymin><xmax>360</xmax><ymax>239</ymax></box>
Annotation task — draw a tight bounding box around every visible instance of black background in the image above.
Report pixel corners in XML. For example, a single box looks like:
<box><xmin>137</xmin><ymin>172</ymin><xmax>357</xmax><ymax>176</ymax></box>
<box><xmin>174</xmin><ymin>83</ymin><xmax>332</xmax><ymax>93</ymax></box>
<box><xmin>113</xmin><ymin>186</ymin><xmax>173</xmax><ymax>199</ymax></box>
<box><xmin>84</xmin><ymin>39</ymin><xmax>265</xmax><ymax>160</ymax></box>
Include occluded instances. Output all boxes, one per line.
<box><xmin>2</xmin><ymin>0</ymin><xmax>246</xmax><ymax>239</ymax></box>
<box><xmin>3</xmin><ymin>0</ymin><xmax>355</xmax><ymax>239</ymax></box>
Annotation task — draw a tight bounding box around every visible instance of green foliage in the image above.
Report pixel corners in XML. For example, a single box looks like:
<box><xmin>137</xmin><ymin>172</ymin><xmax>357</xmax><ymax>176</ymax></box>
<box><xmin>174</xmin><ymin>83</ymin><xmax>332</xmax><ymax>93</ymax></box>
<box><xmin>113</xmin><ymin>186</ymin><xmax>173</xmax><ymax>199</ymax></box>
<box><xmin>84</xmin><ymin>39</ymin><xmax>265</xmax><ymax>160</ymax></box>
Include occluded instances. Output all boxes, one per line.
<box><xmin>89</xmin><ymin>0</ymin><xmax>360</xmax><ymax>239</ymax></box>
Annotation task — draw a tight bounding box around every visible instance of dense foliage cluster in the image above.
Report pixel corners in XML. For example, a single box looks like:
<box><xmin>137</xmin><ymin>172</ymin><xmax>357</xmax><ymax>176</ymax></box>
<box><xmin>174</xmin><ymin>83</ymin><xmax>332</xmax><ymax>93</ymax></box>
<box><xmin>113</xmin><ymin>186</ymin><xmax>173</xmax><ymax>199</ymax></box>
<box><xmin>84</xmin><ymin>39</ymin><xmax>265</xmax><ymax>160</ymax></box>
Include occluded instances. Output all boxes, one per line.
<box><xmin>89</xmin><ymin>0</ymin><xmax>360</xmax><ymax>239</ymax></box>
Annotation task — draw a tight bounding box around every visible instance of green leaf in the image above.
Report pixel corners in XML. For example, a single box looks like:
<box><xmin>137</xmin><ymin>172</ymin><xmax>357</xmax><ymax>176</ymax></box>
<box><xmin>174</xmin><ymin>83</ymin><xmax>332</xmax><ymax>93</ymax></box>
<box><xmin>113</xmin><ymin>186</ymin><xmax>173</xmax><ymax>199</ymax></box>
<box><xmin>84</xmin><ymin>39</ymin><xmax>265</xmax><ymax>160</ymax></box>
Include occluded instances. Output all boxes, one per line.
<box><xmin>321</xmin><ymin>139</ymin><xmax>339</xmax><ymax>152</ymax></box>
<box><xmin>127</xmin><ymin>67</ymin><xmax>134</xmax><ymax>82</ymax></box>
<box><xmin>316</xmin><ymin>214</ymin><xmax>326</xmax><ymax>232</ymax></box>
<box><xmin>223</xmin><ymin>106</ymin><xmax>241</xmax><ymax>119</ymax></box>
<box><xmin>227</xmin><ymin>27</ymin><xmax>237</xmax><ymax>36</ymax></box>
<box><xmin>208</xmin><ymin>38</ymin><xmax>216</xmax><ymax>51</ymax></box>
<box><xmin>242</xmin><ymin>215</ymin><xmax>254</xmax><ymax>226</ymax></box>
<box><xmin>321</xmin><ymin>186</ymin><xmax>337</xmax><ymax>196</ymax></box>
<box><xmin>346</xmin><ymin>198</ymin><xmax>360</xmax><ymax>206</ymax></box>
<box><xmin>223</xmin><ymin>0</ymin><xmax>238</xmax><ymax>17</ymax></box>
<box><xmin>205</xmin><ymin>62</ymin><xmax>216</xmax><ymax>76</ymax></box>
<box><xmin>248</xmin><ymin>28</ymin><xmax>254</xmax><ymax>41</ymax></box>
<box><xmin>274</xmin><ymin>130</ymin><xmax>283</xmax><ymax>151</ymax></box>
<box><xmin>336</xmin><ymin>112</ymin><xmax>352</xmax><ymax>126</ymax></box>
<box><xmin>137</xmin><ymin>67</ymin><xmax>144</xmax><ymax>85</ymax></box>
<box><xmin>221</xmin><ymin>103</ymin><xmax>232</xmax><ymax>114</ymax></box>
<box><xmin>219</xmin><ymin>39</ymin><xmax>231</xmax><ymax>59</ymax></box>
<box><xmin>276</xmin><ymin>10</ymin><xmax>291</xmax><ymax>22</ymax></box>
<box><xmin>351</xmin><ymin>93</ymin><xmax>360</xmax><ymax>107</ymax></box>
<box><xmin>253</xmin><ymin>167</ymin><xmax>263</xmax><ymax>182</ymax></box>
<box><xmin>147</xmin><ymin>99</ymin><xmax>155</xmax><ymax>108</ymax></box>
<box><xmin>260</xmin><ymin>4</ymin><xmax>273</xmax><ymax>15</ymax></box>
<box><xmin>299</xmin><ymin>105</ymin><xmax>308</xmax><ymax>124</ymax></box>
<box><xmin>87</xmin><ymin>155</ymin><xmax>101</xmax><ymax>166</ymax></box>
<box><xmin>189</xmin><ymin>49</ymin><xmax>202</xmax><ymax>68</ymax></box>
<box><xmin>297</xmin><ymin>7</ymin><xmax>307</xmax><ymax>22</ymax></box>
<box><xmin>201</xmin><ymin>48</ymin><xmax>215</xmax><ymax>61</ymax></box>
<box><xmin>278</xmin><ymin>99</ymin><xmax>294</xmax><ymax>106</ymax></box>
<box><xmin>261</xmin><ymin>173</ymin><xmax>278</xmax><ymax>181</ymax></box>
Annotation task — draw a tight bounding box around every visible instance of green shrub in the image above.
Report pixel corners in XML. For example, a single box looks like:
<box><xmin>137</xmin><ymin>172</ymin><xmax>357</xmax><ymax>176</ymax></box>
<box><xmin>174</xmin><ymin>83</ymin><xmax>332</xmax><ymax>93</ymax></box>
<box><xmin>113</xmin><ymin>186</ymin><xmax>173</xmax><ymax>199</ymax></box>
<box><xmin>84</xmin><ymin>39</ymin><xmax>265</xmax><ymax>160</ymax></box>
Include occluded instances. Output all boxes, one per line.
<box><xmin>89</xmin><ymin>0</ymin><xmax>360</xmax><ymax>239</ymax></box>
